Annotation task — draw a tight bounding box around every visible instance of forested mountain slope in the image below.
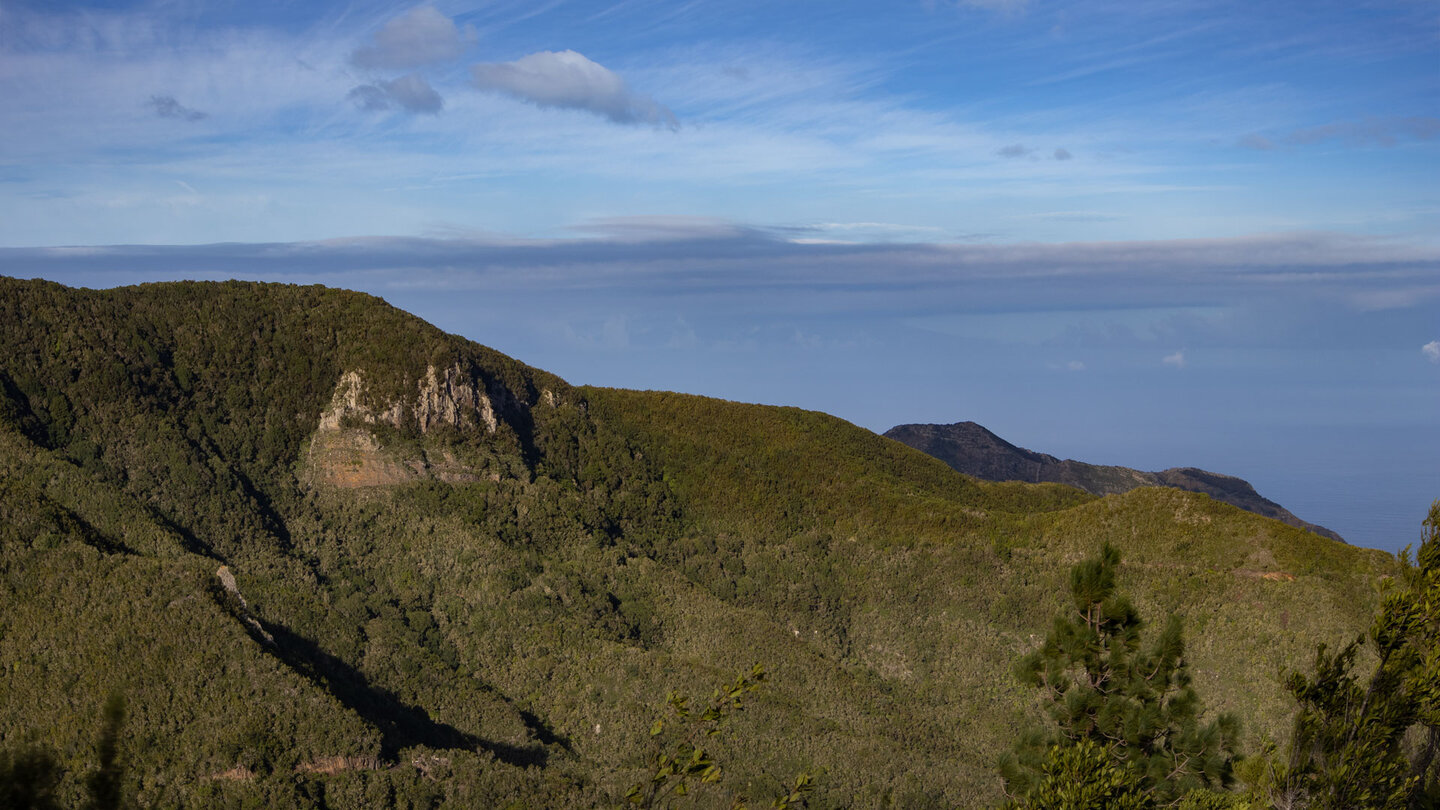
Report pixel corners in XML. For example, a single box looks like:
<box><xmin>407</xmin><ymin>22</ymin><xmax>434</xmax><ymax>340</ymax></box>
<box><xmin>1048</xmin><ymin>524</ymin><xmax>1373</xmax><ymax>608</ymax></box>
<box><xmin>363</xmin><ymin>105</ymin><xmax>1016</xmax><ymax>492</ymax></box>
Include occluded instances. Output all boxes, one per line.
<box><xmin>0</xmin><ymin>278</ymin><xmax>1396</xmax><ymax>808</ymax></box>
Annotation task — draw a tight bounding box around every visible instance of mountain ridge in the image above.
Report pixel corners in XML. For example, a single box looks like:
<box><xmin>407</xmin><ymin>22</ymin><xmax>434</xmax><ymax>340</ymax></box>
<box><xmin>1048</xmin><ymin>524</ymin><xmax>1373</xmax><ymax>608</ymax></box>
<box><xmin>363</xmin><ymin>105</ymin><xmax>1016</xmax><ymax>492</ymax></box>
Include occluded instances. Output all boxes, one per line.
<box><xmin>883</xmin><ymin>420</ymin><xmax>1344</xmax><ymax>542</ymax></box>
<box><xmin>0</xmin><ymin>277</ymin><xmax>1395</xmax><ymax>807</ymax></box>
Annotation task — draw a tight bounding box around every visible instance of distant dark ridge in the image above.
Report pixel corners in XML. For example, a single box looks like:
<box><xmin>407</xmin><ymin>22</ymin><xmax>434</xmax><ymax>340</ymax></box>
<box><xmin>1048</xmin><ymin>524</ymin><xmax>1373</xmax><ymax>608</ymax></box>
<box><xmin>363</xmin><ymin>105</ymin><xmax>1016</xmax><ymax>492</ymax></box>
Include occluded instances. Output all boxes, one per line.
<box><xmin>884</xmin><ymin>421</ymin><xmax>1344</xmax><ymax>543</ymax></box>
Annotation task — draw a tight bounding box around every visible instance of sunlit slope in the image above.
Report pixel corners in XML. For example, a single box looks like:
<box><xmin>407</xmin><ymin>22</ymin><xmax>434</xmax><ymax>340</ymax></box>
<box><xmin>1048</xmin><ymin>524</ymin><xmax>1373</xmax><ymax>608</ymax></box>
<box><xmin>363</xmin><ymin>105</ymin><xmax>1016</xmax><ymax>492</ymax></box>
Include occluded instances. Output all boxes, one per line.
<box><xmin>583</xmin><ymin>389</ymin><xmax>1100</xmax><ymax>556</ymax></box>
<box><xmin>585</xmin><ymin>386</ymin><xmax>1397</xmax><ymax>786</ymax></box>
<box><xmin>0</xmin><ymin>277</ymin><xmax>1398</xmax><ymax>808</ymax></box>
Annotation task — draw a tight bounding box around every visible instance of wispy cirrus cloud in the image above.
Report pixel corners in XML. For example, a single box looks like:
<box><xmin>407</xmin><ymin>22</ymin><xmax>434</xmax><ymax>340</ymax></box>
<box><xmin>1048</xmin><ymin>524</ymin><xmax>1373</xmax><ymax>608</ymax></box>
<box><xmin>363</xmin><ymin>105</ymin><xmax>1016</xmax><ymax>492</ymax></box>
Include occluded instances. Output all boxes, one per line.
<box><xmin>0</xmin><ymin>1</ymin><xmax>1435</xmax><ymax>250</ymax></box>
<box><xmin>955</xmin><ymin>0</ymin><xmax>1029</xmax><ymax>13</ymax></box>
<box><xmin>1239</xmin><ymin>116</ymin><xmax>1440</xmax><ymax>150</ymax></box>
<box><xmin>470</xmin><ymin>50</ymin><xmax>677</xmax><ymax>128</ymax></box>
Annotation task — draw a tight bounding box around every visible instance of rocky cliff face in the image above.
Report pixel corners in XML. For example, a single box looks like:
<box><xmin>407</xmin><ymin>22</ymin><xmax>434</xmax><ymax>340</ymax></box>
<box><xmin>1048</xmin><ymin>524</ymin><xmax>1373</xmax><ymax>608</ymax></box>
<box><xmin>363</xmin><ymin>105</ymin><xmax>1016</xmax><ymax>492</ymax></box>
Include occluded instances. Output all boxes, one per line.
<box><xmin>884</xmin><ymin>421</ymin><xmax>1344</xmax><ymax>543</ymax></box>
<box><xmin>306</xmin><ymin>363</ymin><xmax>555</xmax><ymax>488</ymax></box>
<box><xmin>318</xmin><ymin>364</ymin><xmax>515</xmax><ymax>436</ymax></box>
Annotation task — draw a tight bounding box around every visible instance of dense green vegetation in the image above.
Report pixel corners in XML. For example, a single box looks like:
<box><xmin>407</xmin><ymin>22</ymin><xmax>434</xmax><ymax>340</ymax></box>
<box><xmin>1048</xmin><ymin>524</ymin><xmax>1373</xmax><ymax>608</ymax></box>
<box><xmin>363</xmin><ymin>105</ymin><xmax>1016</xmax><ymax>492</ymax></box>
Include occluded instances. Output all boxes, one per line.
<box><xmin>1001</xmin><ymin>544</ymin><xmax>1239</xmax><ymax>807</ymax></box>
<box><xmin>0</xmin><ymin>277</ymin><xmax>1405</xmax><ymax>807</ymax></box>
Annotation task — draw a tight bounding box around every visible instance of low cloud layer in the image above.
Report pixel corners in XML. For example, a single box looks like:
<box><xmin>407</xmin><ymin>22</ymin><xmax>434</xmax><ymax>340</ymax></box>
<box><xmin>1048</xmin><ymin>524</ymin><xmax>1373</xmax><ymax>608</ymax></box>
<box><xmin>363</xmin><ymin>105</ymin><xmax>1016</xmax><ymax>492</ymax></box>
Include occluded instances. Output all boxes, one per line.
<box><xmin>6</xmin><ymin>229</ymin><xmax>1435</xmax><ymax>321</ymax></box>
<box><xmin>471</xmin><ymin>50</ymin><xmax>676</xmax><ymax>127</ymax></box>
<box><xmin>349</xmin><ymin>74</ymin><xmax>444</xmax><ymax>114</ymax></box>
<box><xmin>352</xmin><ymin>5</ymin><xmax>475</xmax><ymax>70</ymax></box>
<box><xmin>148</xmin><ymin>95</ymin><xmax>207</xmax><ymax>122</ymax></box>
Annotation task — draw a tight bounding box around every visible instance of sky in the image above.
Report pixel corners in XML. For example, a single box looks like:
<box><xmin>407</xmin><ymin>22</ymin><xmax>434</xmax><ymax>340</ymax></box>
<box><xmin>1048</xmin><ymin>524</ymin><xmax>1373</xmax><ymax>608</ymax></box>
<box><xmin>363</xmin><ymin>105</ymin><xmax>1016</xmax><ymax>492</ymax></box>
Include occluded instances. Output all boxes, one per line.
<box><xmin>1</xmin><ymin>0</ymin><xmax>1438</xmax><ymax>552</ymax></box>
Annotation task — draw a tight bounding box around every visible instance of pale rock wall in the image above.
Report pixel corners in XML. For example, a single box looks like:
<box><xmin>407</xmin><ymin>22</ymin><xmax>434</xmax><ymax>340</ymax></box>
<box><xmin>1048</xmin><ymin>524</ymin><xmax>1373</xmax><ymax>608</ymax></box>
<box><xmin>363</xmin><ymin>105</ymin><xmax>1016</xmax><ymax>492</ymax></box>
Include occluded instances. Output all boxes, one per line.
<box><xmin>317</xmin><ymin>364</ymin><xmax>501</xmax><ymax>435</ymax></box>
<box><xmin>305</xmin><ymin>363</ymin><xmax>531</xmax><ymax>488</ymax></box>
<box><xmin>414</xmin><ymin>363</ymin><xmax>498</xmax><ymax>434</ymax></box>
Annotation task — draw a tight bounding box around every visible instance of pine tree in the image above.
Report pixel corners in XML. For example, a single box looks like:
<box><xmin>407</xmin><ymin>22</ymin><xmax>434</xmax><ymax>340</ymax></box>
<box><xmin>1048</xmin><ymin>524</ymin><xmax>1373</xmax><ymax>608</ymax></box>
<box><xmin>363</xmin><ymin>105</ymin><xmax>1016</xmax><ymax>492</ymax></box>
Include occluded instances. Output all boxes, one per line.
<box><xmin>1269</xmin><ymin>500</ymin><xmax>1440</xmax><ymax>810</ymax></box>
<box><xmin>1000</xmin><ymin>543</ymin><xmax>1241</xmax><ymax>808</ymax></box>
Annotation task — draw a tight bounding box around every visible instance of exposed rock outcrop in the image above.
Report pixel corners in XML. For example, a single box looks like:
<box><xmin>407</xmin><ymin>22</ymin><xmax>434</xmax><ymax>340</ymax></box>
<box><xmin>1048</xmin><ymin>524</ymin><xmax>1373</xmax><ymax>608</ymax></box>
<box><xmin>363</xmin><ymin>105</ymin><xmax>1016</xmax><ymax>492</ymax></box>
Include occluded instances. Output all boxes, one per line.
<box><xmin>318</xmin><ymin>364</ymin><xmax>502</xmax><ymax>436</ymax></box>
<box><xmin>305</xmin><ymin>363</ymin><xmax>527</xmax><ymax>488</ymax></box>
<box><xmin>306</xmin><ymin>429</ymin><xmax>427</xmax><ymax>488</ymax></box>
<box><xmin>415</xmin><ymin>364</ymin><xmax>499</xmax><ymax>434</ymax></box>
<box><xmin>215</xmin><ymin>565</ymin><xmax>274</xmax><ymax>643</ymax></box>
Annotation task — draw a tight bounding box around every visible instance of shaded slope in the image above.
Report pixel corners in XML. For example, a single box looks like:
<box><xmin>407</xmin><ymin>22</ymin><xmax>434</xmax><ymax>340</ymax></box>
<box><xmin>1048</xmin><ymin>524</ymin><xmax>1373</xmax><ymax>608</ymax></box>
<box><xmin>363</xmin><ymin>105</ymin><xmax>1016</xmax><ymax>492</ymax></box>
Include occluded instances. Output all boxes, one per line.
<box><xmin>885</xmin><ymin>420</ymin><xmax>1344</xmax><ymax>542</ymax></box>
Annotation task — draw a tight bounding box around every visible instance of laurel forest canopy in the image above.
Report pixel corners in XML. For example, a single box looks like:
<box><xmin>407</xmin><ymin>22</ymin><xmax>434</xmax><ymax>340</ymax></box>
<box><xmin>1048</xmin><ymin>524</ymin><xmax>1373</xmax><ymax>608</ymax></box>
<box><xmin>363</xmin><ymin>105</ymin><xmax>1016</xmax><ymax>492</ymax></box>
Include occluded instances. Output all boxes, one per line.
<box><xmin>0</xmin><ymin>278</ymin><xmax>1418</xmax><ymax>808</ymax></box>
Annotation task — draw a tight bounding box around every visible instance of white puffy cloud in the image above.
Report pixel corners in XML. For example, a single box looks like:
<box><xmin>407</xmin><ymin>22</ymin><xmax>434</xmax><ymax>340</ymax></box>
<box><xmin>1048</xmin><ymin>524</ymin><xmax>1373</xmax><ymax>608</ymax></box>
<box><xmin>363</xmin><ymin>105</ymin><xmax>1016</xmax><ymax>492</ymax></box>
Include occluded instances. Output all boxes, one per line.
<box><xmin>349</xmin><ymin>74</ymin><xmax>443</xmax><ymax>114</ymax></box>
<box><xmin>1163</xmin><ymin>350</ymin><xmax>1186</xmax><ymax>368</ymax></box>
<box><xmin>351</xmin><ymin>5</ymin><xmax>475</xmax><ymax>70</ymax></box>
<box><xmin>1067</xmin><ymin>360</ymin><xmax>1086</xmax><ymax>371</ymax></box>
<box><xmin>471</xmin><ymin>50</ymin><xmax>676</xmax><ymax>128</ymax></box>
<box><xmin>1423</xmin><ymin>341</ymin><xmax>1440</xmax><ymax>363</ymax></box>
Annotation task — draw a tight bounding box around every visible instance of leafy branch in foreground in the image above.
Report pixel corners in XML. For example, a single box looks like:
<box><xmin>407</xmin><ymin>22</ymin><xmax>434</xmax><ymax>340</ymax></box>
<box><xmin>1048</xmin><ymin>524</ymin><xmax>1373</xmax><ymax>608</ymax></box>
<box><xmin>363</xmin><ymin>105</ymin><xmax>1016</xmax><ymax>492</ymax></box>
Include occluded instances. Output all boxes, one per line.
<box><xmin>625</xmin><ymin>664</ymin><xmax>814</xmax><ymax>810</ymax></box>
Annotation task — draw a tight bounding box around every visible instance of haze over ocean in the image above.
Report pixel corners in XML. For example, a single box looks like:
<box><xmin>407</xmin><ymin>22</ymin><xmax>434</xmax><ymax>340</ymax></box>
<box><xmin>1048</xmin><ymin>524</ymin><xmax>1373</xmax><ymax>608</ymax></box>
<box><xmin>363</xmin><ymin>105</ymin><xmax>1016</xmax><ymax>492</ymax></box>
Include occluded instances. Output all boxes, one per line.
<box><xmin>2</xmin><ymin>1</ymin><xmax>1436</xmax><ymax>552</ymax></box>
<box><xmin>1030</xmin><ymin>423</ymin><xmax>1440</xmax><ymax>556</ymax></box>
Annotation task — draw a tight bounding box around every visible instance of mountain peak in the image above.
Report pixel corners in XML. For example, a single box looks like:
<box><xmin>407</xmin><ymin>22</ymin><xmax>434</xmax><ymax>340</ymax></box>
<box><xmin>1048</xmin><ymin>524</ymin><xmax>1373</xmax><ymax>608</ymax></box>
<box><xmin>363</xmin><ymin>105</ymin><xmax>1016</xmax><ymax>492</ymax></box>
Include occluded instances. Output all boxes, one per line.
<box><xmin>884</xmin><ymin>421</ymin><xmax>1343</xmax><ymax>543</ymax></box>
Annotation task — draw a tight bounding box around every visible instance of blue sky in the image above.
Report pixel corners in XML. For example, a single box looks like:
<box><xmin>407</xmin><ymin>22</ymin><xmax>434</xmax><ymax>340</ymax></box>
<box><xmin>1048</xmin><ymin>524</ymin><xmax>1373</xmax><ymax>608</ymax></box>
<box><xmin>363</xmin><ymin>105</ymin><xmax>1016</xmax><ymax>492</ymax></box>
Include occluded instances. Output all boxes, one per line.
<box><xmin>1</xmin><ymin>0</ymin><xmax>1438</xmax><ymax>551</ymax></box>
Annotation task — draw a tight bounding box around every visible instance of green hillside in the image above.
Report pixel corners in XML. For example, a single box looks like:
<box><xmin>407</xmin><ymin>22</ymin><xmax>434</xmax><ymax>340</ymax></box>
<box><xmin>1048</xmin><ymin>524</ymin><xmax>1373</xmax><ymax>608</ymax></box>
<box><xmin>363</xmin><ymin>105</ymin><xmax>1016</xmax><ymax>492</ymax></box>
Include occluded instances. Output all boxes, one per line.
<box><xmin>0</xmin><ymin>277</ymin><xmax>1399</xmax><ymax>808</ymax></box>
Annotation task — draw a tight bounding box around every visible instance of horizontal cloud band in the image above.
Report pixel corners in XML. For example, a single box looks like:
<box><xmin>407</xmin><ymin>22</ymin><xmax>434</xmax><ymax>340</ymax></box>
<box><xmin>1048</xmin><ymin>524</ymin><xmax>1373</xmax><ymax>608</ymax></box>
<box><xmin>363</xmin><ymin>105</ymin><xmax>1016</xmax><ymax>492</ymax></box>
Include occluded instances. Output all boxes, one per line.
<box><xmin>6</xmin><ymin>227</ymin><xmax>1435</xmax><ymax>315</ymax></box>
